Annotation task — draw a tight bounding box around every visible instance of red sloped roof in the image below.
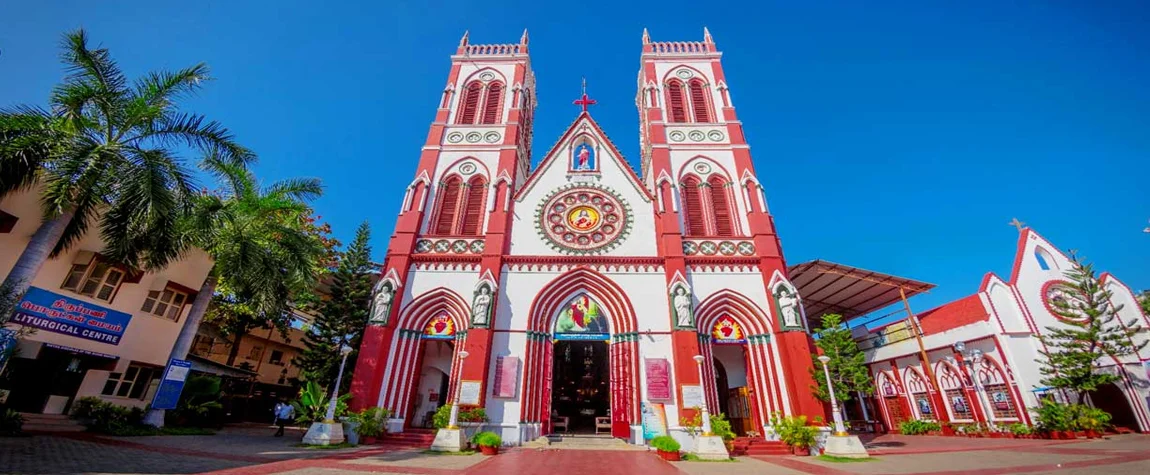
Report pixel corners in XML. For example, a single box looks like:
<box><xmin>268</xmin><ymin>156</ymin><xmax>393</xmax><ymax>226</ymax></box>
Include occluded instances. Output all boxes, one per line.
<box><xmin>917</xmin><ymin>294</ymin><xmax>989</xmax><ymax>335</ymax></box>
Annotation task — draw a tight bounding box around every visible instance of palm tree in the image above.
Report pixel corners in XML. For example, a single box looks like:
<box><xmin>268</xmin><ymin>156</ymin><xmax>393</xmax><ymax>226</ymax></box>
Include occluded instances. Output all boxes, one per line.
<box><xmin>0</xmin><ymin>29</ymin><xmax>250</xmax><ymax>320</ymax></box>
<box><xmin>143</xmin><ymin>158</ymin><xmax>325</xmax><ymax>426</ymax></box>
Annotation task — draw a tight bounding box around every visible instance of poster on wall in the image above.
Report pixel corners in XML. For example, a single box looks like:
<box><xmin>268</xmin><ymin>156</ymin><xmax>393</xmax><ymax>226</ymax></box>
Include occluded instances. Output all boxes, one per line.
<box><xmin>640</xmin><ymin>402</ymin><xmax>668</xmax><ymax>440</ymax></box>
<box><xmin>682</xmin><ymin>385</ymin><xmax>705</xmax><ymax>409</ymax></box>
<box><xmin>553</xmin><ymin>295</ymin><xmax>609</xmax><ymax>341</ymax></box>
<box><xmin>991</xmin><ymin>390</ymin><xmax>1010</xmax><ymax>410</ymax></box>
<box><xmin>422</xmin><ymin>314</ymin><xmax>455</xmax><ymax>340</ymax></box>
<box><xmin>11</xmin><ymin>287</ymin><xmax>133</xmax><ymax>345</ymax></box>
<box><xmin>645</xmin><ymin>359</ymin><xmax>671</xmax><ymax>400</ymax></box>
<box><xmin>711</xmin><ymin>316</ymin><xmax>746</xmax><ymax>344</ymax></box>
<box><xmin>916</xmin><ymin>396</ymin><xmax>932</xmax><ymax>414</ymax></box>
<box><xmin>492</xmin><ymin>356</ymin><xmax>519</xmax><ymax>398</ymax></box>
<box><xmin>458</xmin><ymin>381</ymin><xmax>482</xmax><ymax>405</ymax></box>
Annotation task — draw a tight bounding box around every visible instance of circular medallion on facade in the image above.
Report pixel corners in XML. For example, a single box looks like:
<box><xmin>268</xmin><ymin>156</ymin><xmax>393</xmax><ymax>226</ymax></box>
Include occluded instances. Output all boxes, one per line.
<box><xmin>465</xmin><ymin>132</ymin><xmax>482</xmax><ymax>143</ymax></box>
<box><xmin>669</xmin><ymin>131</ymin><xmax>686</xmax><ymax>142</ymax></box>
<box><xmin>484</xmin><ymin>132</ymin><xmax>502</xmax><ymax>143</ymax></box>
<box><xmin>718</xmin><ymin>241</ymin><xmax>737</xmax><ymax>256</ymax></box>
<box><xmin>736</xmin><ymin>241</ymin><xmax>755</xmax><ymax>256</ymax></box>
<box><xmin>707</xmin><ymin>130</ymin><xmax>725</xmax><ymax>141</ymax></box>
<box><xmin>682</xmin><ymin>241</ymin><xmax>699</xmax><ymax>255</ymax></box>
<box><xmin>459</xmin><ymin>162</ymin><xmax>477</xmax><ymax>175</ymax></box>
<box><xmin>447</xmin><ymin>133</ymin><xmax>464</xmax><ymax>143</ymax></box>
<box><xmin>693</xmin><ymin>162</ymin><xmax>712</xmax><ymax>174</ymax></box>
<box><xmin>536</xmin><ymin>184</ymin><xmax>632</xmax><ymax>254</ymax></box>
<box><xmin>699</xmin><ymin>241</ymin><xmax>718</xmax><ymax>255</ymax></box>
<box><xmin>479</xmin><ymin>71</ymin><xmax>496</xmax><ymax>81</ymax></box>
<box><xmin>415</xmin><ymin>239</ymin><xmax>434</xmax><ymax>253</ymax></box>
<box><xmin>688</xmin><ymin>130</ymin><xmax>706</xmax><ymax>142</ymax></box>
<box><xmin>1042</xmin><ymin>281</ymin><xmax>1087</xmax><ymax>323</ymax></box>
<box><xmin>451</xmin><ymin>240</ymin><xmax>469</xmax><ymax>254</ymax></box>
<box><xmin>433</xmin><ymin>240</ymin><xmax>451</xmax><ymax>253</ymax></box>
<box><xmin>676</xmin><ymin>69</ymin><xmax>693</xmax><ymax>79</ymax></box>
<box><xmin>469</xmin><ymin>240</ymin><xmax>485</xmax><ymax>254</ymax></box>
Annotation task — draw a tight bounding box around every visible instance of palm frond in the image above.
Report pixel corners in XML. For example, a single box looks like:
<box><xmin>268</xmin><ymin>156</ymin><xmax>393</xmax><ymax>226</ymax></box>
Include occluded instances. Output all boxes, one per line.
<box><xmin>137</xmin><ymin>112</ymin><xmax>254</xmax><ymax>167</ymax></box>
<box><xmin>263</xmin><ymin>177</ymin><xmax>323</xmax><ymax>203</ymax></box>
<box><xmin>60</xmin><ymin>29</ymin><xmax>128</xmax><ymax>96</ymax></box>
<box><xmin>0</xmin><ymin>106</ymin><xmax>59</xmax><ymax>197</ymax></box>
<box><xmin>133</xmin><ymin>63</ymin><xmax>211</xmax><ymax>108</ymax></box>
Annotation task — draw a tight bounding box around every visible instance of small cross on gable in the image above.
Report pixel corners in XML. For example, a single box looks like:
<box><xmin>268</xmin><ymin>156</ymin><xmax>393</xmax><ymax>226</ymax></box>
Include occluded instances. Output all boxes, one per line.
<box><xmin>573</xmin><ymin>77</ymin><xmax>596</xmax><ymax>113</ymax></box>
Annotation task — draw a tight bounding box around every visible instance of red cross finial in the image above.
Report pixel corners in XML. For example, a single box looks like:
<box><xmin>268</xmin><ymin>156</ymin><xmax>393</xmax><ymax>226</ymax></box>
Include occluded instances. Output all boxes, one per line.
<box><xmin>573</xmin><ymin>77</ymin><xmax>597</xmax><ymax>113</ymax></box>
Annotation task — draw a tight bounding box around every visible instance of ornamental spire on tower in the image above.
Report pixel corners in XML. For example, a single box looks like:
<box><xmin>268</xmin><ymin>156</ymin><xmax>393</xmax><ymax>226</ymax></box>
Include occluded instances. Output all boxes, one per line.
<box><xmin>573</xmin><ymin>77</ymin><xmax>597</xmax><ymax>113</ymax></box>
<box><xmin>521</xmin><ymin>28</ymin><xmax>529</xmax><ymax>45</ymax></box>
<box><xmin>642</xmin><ymin>28</ymin><xmax>651</xmax><ymax>44</ymax></box>
<box><xmin>703</xmin><ymin>26</ymin><xmax>713</xmax><ymax>43</ymax></box>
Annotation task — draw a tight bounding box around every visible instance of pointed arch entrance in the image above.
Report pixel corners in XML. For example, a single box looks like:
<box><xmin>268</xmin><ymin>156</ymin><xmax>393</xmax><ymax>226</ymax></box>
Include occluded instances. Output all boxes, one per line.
<box><xmin>694</xmin><ymin>291</ymin><xmax>780</xmax><ymax>435</ymax></box>
<box><xmin>521</xmin><ymin>268</ymin><xmax>640</xmax><ymax>439</ymax></box>
<box><xmin>377</xmin><ymin>288</ymin><xmax>469</xmax><ymax>428</ymax></box>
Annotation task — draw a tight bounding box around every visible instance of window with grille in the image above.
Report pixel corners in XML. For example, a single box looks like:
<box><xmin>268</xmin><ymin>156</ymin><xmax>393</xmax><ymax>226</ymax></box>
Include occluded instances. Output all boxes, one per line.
<box><xmin>985</xmin><ymin>384</ymin><xmax>1018</xmax><ymax>419</ymax></box>
<box><xmin>680</xmin><ymin>177</ymin><xmax>706</xmax><ymax>236</ymax></box>
<box><xmin>665</xmin><ymin>80</ymin><xmax>687</xmax><ymax>123</ymax></box>
<box><xmin>430</xmin><ymin>174</ymin><xmax>486</xmax><ymax>236</ymax></box>
<box><xmin>481</xmin><ymin>83</ymin><xmax>503</xmax><ymax>124</ymax></box>
<box><xmin>945</xmin><ymin>389</ymin><xmax>973</xmax><ymax>419</ymax></box>
<box><xmin>680</xmin><ymin>174</ymin><xmax>738</xmax><ymax>237</ymax></box>
<box><xmin>141</xmin><ymin>287</ymin><xmax>189</xmax><ymax>321</ymax></box>
<box><xmin>432</xmin><ymin>176</ymin><xmax>462</xmax><ymax>235</ymax></box>
<box><xmin>61</xmin><ymin>258</ymin><xmax>125</xmax><ymax>302</ymax></box>
<box><xmin>689</xmin><ymin>79</ymin><xmax>711</xmax><ymax>123</ymax></box>
<box><xmin>457</xmin><ymin>82</ymin><xmax>482</xmax><ymax>124</ymax></box>
<box><xmin>269</xmin><ymin>350</ymin><xmax>285</xmax><ymax>366</ymax></box>
<box><xmin>101</xmin><ymin>364</ymin><xmax>159</xmax><ymax>400</ymax></box>
<box><xmin>459</xmin><ymin>177</ymin><xmax>487</xmax><ymax>235</ymax></box>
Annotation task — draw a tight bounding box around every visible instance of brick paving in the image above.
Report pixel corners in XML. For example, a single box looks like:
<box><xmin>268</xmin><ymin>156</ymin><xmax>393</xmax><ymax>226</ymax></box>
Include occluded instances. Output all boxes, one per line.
<box><xmin>0</xmin><ymin>434</ymin><xmax>246</xmax><ymax>474</ymax></box>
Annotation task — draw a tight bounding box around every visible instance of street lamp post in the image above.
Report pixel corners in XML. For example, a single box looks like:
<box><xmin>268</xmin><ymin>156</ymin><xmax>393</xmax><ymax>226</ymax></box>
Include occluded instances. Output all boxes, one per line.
<box><xmin>324</xmin><ymin>346</ymin><xmax>354</xmax><ymax>423</ymax></box>
<box><xmin>818</xmin><ymin>355</ymin><xmax>848</xmax><ymax>436</ymax></box>
<box><xmin>692</xmin><ymin>355</ymin><xmax>713</xmax><ymax>436</ymax></box>
<box><xmin>447</xmin><ymin>350</ymin><xmax>469</xmax><ymax>429</ymax></box>
<box><xmin>951</xmin><ymin>342</ymin><xmax>987</xmax><ymax>425</ymax></box>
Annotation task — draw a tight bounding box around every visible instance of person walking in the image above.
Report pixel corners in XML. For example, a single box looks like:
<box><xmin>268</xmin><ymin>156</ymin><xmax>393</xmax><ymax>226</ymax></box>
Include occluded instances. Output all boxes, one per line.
<box><xmin>274</xmin><ymin>401</ymin><xmax>295</xmax><ymax>437</ymax></box>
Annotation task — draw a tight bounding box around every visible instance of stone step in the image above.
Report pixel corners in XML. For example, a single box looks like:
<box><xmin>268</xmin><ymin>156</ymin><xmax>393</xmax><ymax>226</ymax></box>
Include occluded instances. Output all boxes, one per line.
<box><xmin>544</xmin><ymin>434</ymin><xmax>646</xmax><ymax>451</ymax></box>
<box><xmin>19</xmin><ymin>413</ymin><xmax>86</xmax><ymax>433</ymax></box>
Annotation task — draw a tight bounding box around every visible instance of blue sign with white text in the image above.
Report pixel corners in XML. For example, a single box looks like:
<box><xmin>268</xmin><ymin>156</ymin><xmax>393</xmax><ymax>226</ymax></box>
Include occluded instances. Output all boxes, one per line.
<box><xmin>12</xmin><ymin>287</ymin><xmax>133</xmax><ymax>345</ymax></box>
<box><xmin>151</xmin><ymin>359</ymin><xmax>192</xmax><ymax>410</ymax></box>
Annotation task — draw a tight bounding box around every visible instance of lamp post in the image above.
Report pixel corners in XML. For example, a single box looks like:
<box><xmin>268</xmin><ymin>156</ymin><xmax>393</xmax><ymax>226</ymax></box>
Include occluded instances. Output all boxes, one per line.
<box><xmin>447</xmin><ymin>350</ymin><xmax>469</xmax><ymax>429</ymax></box>
<box><xmin>692</xmin><ymin>355</ymin><xmax>712</xmax><ymax>436</ymax></box>
<box><xmin>818</xmin><ymin>355</ymin><xmax>848</xmax><ymax>436</ymax></box>
<box><xmin>951</xmin><ymin>342</ymin><xmax>986</xmax><ymax>424</ymax></box>
<box><xmin>325</xmin><ymin>346</ymin><xmax>354</xmax><ymax>423</ymax></box>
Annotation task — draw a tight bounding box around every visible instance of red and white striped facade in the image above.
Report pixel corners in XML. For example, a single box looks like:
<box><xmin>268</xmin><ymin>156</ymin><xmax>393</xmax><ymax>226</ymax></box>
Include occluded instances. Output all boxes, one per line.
<box><xmin>862</xmin><ymin>228</ymin><xmax>1150</xmax><ymax>433</ymax></box>
<box><xmin>349</xmin><ymin>29</ymin><xmax>825</xmax><ymax>445</ymax></box>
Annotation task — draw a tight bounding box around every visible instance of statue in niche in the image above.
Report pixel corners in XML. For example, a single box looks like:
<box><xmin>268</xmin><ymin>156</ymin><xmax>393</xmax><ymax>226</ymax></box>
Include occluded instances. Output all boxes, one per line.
<box><xmin>471</xmin><ymin>284</ymin><xmax>493</xmax><ymax>327</ymax></box>
<box><xmin>574</xmin><ymin>143</ymin><xmax>594</xmax><ymax>170</ymax></box>
<box><xmin>775</xmin><ymin>286</ymin><xmax>802</xmax><ymax>330</ymax></box>
<box><xmin>672</xmin><ymin>285</ymin><xmax>695</xmax><ymax>328</ymax></box>
<box><xmin>370</xmin><ymin>281</ymin><xmax>395</xmax><ymax>325</ymax></box>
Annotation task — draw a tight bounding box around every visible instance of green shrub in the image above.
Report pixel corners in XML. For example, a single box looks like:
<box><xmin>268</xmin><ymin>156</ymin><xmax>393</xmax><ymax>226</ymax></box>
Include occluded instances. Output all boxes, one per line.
<box><xmin>650</xmin><ymin>435</ymin><xmax>681</xmax><ymax>452</ymax></box>
<box><xmin>1</xmin><ymin>409</ymin><xmax>24</xmax><ymax>436</ymax></box>
<box><xmin>709</xmin><ymin>413</ymin><xmax>736</xmax><ymax>441</ymax></box>
<box><xmin>1034</xmin><ymin>400</ymin><xmax>1074</xmax><ymax>432</ymax></box>
<box><xmin>168</xmin><ymin>374</ymin><xmax>224</xmax><ymax>427</ymax></box>
<box><xmin>69</xmin><ymin>397</ymin><xmax>143</xmax><ymax>433</ymax></box>
<box><xmin>292</xmin><ymin>380</ymin><xmax>350</xmax><ymax>424</ymax></box>
<box><xmin>898</xmin><ymin>420</ymin><xmax>941</xmax><ymax>435</ymax></box>
<box><xmin>1007</xmin><ymin>423</ymin><xmax>1034</xmax><ymax>436</ymax></box>
<box><xmin>471</xmin><ymin>431</ymin><xmax>501</xmax><ymax>447</ymax></box>
<box><xmin>350</xmin><ymin>407</ymin><xmax>389</xmax><ymax>437</ymax></box>
<box><xmin>432</xmin><ymin>404</ymin><xmax>452</xmax><ymax>429</ymax></box>
<box><xmin>771</xmin><ymin>412</ymin><xmax>818</xmax><ymax>449</ymax></box>
<box><xmin>460</xmin><ymin>407</ymin><xmax>488</xmax><ymax>423</ymax></box>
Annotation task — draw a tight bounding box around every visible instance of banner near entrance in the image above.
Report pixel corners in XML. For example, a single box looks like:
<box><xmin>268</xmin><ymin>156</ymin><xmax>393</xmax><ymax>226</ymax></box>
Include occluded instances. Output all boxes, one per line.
<box><xmin>492</xmin><ymin>356</ymin><xmax>519</xmax><ymax>398</ymax></box>
<box><xmin>640</xmin><ymin>402</ymin><xmax>668</xmax><ymax>440</ymax></box>
<box><xmin>553</xmin><ymin>295</ymin><xmax>609</xmax><ymax>341</ymax></box>
<box><xmin>645</xmin><ymin>359</ymin><xmax>671</xmax><ymax>400</ymax></box>
<box><xmin>422</xmin><ymin>314</ymin><xmax>455</xmax><ymax>340</ymax></box>
<box><xmin>711</xmin><ymin>316</ymin><xmax>746</xmax><ymax>344</ymax></box>
<box><xmin>150</xmin><ymin>358</ymin><xmax>192</xmax><ymax>410</ymax></box>
<box><xmin>13</xmin><ymin>287</ymin><xmax>132</xmax><ymax>345</ymax></box>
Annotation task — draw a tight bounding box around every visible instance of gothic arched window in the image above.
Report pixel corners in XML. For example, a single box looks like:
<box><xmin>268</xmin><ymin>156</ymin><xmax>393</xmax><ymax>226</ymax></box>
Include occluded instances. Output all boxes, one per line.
<box><xmin>665</xmin><ymin>79</ymin><xmax>688</xmax><ymax>123</ymax></box>
<box><xmin>459</xmin><ymin>175</ymin><xmax>488</xmax><ymax>235</ymax></box>
<box><xmin>457</xmin><ymin>82</ymin><xmax>483</xmax><ymax>124</ymax></box>
<box><xmin>680</xmin><ymin>176</ymin><xmax>706</xmax><ymax>236</ymax></box>
<box><xmin>707</xmin><ymin>175</ymin><xmax>734</xmax><ymax>236</ymax></box>
<box><xmin>432</xmin><ymin>176</ymin><xmax>463</xmax><ymax>235</ymax></box>
<box><xmin>688</xmin><ymin>79</ymin><xmax>712</xmax><ymax>123</ymax></box>
<box><xmin>431</xmin><ymin>173</ymin><xmax>487</xmax><ymax>236</ymax></box>
<box><xmin>481</xmin><ymin>83</ymin><xmax>503</xmax><ymax>125</ymax></box>
<box><xmin>680</xmin><ymin>172</ymin><xmax>739</xmax><ymax>237</ymax></box>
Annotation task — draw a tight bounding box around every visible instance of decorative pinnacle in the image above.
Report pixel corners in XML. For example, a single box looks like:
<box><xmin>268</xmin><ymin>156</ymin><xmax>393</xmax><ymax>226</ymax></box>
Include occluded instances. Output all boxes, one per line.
<box><xmin>521</xmin><ymin>28</ymin><xmax>529</xmax><ymax>45</ymax></box>
<box><xmin>642</xmin><ymin>28</ymin><xmax>651</xmax><ymax>44</ymax></box>
<box><xmin>703</xmin><ymin>26</ymin><xmax>713</xmax><ymax>43</ymax></box>
<box><xmin>1009</xmin><ymin>217</ymin><xmax>1026</xmax><ymax>232</ymax></box>
<box><xmin>459</xmin><ymin>30</ymin><xmax>469</xmax><ymax>47</ymax></box>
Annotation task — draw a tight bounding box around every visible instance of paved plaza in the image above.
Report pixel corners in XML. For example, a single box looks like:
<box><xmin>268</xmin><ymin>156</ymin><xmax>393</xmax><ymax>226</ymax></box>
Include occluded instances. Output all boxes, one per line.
<box><xmin>2</xmin><ymin>426</ymin><xmax>1149</xmax><ymax>475</ymax></box>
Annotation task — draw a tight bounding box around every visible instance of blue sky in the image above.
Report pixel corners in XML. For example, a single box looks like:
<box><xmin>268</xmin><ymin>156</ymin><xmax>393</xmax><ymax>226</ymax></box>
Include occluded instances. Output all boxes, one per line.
<box><xmin>2</xmin><ymin>1</ymin><xmax>1147</xmax><ymax>318</ymax></box>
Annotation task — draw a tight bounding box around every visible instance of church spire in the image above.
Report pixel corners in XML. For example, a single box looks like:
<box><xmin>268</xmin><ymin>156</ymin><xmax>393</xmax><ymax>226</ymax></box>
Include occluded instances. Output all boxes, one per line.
<box><xmin>703</xmin><ymin>26</ymin><xmax>713</xmax><ymax>43</ymax></box>
<box><xmin>521</xmin><ymin>29</ymin><xmax>529</xmax><ymax>45</ymax></box>
<box><xmin>642</xmin><ymin>28</ymin><xmax>651</xmax><ymax>44</ymax></box>
<box><xmin>457</xmin><ymin>30</ymin><xmax>470</xmax><ymax>54</ymax></box>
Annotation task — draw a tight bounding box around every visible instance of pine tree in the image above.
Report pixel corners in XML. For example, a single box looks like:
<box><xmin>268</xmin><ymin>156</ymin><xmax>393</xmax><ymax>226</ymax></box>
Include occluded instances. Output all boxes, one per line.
<box><xmin>809</xmin><ymin>313</ymin><xmax>873</xmax><ymax>402</ymax></box>
<box><xmin>1037</xmin><ymin>252</ymin><xmax>1147</xmax><ymax>404</ymax></box>
<box><xmin>296</xmin><ymin>221</ymin><xmax>374</xmax><ymax>392</ymax></box>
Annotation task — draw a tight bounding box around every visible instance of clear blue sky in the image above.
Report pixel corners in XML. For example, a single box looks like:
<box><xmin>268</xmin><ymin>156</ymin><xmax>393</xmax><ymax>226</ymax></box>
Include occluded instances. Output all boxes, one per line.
<box><xmin>2</xmin><ymin>1</ymin><xmax>1147</xmax><ymax>316</ymax></box>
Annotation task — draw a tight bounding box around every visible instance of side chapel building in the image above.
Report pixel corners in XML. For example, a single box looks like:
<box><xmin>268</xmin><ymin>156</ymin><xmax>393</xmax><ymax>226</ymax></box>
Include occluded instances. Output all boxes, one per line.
<box><xmin>348</xmin><ymin>29</ymin><xmax>827</xmax><ymax>444</ymax></box>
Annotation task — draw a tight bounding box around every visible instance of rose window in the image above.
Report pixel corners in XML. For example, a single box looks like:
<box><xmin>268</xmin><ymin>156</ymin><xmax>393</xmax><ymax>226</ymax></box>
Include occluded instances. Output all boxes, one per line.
<box><xmin>537</xmin><ymin>185</ymin><xmax>630</xmax><ymax>254</ymax></box>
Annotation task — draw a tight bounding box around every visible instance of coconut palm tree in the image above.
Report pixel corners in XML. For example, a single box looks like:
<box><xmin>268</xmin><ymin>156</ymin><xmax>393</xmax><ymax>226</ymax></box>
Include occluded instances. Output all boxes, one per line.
<box><xmin>143</xmin><ymin>158</ymin><xmax>325</xmax><ymax>426</ymax></box>
<box><xmin>0</xmin><ymin>29</ymin><xmax>251</xmax><ymax>320</ymax></box>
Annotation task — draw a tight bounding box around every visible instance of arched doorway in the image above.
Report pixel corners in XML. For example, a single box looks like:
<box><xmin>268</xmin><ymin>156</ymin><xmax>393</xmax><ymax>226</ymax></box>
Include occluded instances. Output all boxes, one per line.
<box><xmin>1090</xmin><ymin>383</ymin><xmax>1140</xmax><ymax>432</ymax></box>
<box><xmin>408</xmin><ymin>343</ymin><xmax>453</xmax><ymax>429</ymax></box>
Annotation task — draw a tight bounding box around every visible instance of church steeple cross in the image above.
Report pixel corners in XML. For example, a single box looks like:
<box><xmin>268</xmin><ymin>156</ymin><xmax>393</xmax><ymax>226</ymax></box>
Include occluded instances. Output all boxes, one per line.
<box><xmin>573</xmin><ymin>77</ymin><xmax>597</xmax><ymax>113</ymax></box>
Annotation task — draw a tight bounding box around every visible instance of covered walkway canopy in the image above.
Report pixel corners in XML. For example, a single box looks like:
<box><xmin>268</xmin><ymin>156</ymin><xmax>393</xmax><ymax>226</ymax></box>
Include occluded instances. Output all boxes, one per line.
<box><xmin>787</xmin><ymin>259</ymin><xmax>935</xmax><ymax>328</ymax></box>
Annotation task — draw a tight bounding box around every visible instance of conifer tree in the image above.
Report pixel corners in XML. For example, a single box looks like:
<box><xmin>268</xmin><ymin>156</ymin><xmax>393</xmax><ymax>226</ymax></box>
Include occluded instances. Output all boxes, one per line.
<box><xmin>1038</xmin><ymin>252</ymin><xmax>1147</xmax><ymax>404</ymax></box>
<box><xmin>809</xmin><ymin>313</ymin><xmax>873</xmax><ymax>402</ymax></box>
<box><xmin>296</xmin><ymin>221</ymin><xmax>374</xmax><ymax>391</ymax></box>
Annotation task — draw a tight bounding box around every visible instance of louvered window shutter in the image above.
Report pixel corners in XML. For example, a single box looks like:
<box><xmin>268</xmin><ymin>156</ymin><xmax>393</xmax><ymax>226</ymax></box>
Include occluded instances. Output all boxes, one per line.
<box><xmin>460</xmin><ymin>178</ymin><xmax>487</xmax><ymax>235</ymax></box>
<box><xmin>689</xmin><ymin>81</ymin><xmax>711</xmax><ymax>123</ymax></box>
<box><xmin>709</xmin><ymin>177</ymin><xmax>734</xmax><ymax>236</ymax></box>
<box><xmin>458</xmin><ymin>83</ymin><xmax>482</xmax><ymax>124</ymax></box>
<box><xmin>681</xmin><ymin>178</ymin><xmax>706</xmax><ymax>236</ymax></box>
<box><xmin>666</xmin><ymin>81</ymin><xmax>687</xmax><ymax>123</ymax></box>
<box><xmin>434</xmin><ymin>177</ymin><xmax>462</xmax><ymax>235</ymax></box>
<box><xmin>481</xmin><ymin>84</ymin><xmax>503</xmax><ymax>124</ymax></box>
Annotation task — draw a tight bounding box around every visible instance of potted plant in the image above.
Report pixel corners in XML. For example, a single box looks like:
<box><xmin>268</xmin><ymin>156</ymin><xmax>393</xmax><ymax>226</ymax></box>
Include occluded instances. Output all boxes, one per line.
<box><xmin>355</xmin><ymin>407</ymin><xmax>388</xmax><ymax>445</ymax></box>
<box><xmin>710</xmin><ymin>413</ymin><xmax>737</xmax><ymax>453</ymax></box>
<box><xmin>650</xmin><ymin>435</ymin><xmax>681</xmax><ymax>461</ymax></box>
<box><xmin>789</xmin><ymin>425</ymin><xmax>818</xmax><ymax>456</ymax></box>
<box><xmin>1075</xmin><ymin>405</ymin><xmax>1109</xmax><ymax>439</ymax></box>
<box><xmin>472</xmin><ymin>431</ymin><xmax>502</xmax><ymax>455</ymax></box>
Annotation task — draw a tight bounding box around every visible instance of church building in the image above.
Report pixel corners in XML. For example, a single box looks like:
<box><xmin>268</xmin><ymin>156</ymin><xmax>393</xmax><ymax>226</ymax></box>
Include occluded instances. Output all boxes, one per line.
<box><xmin>348</xmin><ymin>29</ymin><xmax>826</xmax><ymax>445</ymax></box>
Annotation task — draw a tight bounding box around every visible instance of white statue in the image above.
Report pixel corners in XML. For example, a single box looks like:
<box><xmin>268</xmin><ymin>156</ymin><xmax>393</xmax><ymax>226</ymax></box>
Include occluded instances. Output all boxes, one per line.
<box><xmin>673</xmin><ymin>286</ymin><xmax>694</xmax><ymax>328</ymax></box>
<box><xmin>371</xmin><ymin>283</ymin><xmax>394</xmax><ymax>324</ymax></box>
<box><xmin>472</xmin><ymin>285</ymin><xmax>492</xmax><ymax>326</ymax></box>
<box><xmin>777</xmin><ymin>287</ymin><xmax>800</xmax><ymax>329</ymax></box>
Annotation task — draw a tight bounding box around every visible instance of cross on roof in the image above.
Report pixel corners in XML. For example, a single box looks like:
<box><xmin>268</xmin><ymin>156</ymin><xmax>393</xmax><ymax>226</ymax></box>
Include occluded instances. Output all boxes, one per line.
<box><xmin>1009</xmin><ymin>217</ymin><xmax>1026</xmax><ymax>232</ymax></box>
<box><xmin>573</xmin><ymin>77</ymin><xmax>597</xmax><ymax>113</ymax></box>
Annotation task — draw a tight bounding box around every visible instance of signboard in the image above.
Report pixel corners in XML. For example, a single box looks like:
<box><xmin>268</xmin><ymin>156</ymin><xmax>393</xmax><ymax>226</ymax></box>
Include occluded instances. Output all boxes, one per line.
<box><xmin>640</xmin><ymin>402</ymin><xmax>669</xmax><ymax>440</ymax></box>
<box><xmin>711</xmin><ymin>316</ymin><xmax>746</xmax><ymax>344</ymax></box>
<box><xmin>645</xmin><ymin>359</ymin><xmax>671</xmax><ymax>400</ymax></box>
<box><xmin>681</xmin><ymin>385</ymin><xmax>705</xmax><ymax>409</ymax></box>
<box><xmin>458</xmin><ymin>380</ymin><xmax>482</xmax><ymax>405</ymax></box>
<box><xmin>871</xmin><ymin>320</ymin><xmax>914</xmax><ymax>348</ymax></box>
<box><xmin>492</xmin><ymin>356</ymin><xmax>519</xmax><ymax>398</ymax></box>
<box><xmin>422</xmin><ymin>314</ymin><xmax>455</xmax><ymax>340</ymax></box>
<box><xmin>150</xmin><ymin>359</ymin><xmax>192</xmax><ymax>410</ymax></box>
<box><xmin>553</xmin><ymin>294</ymin><xmax>609</xmax><ymax>341</ymax></box>
<box><xmin>12</xmin><ymin>287</ymin><xmax>132</xmax><ymax>345</ymax></box>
